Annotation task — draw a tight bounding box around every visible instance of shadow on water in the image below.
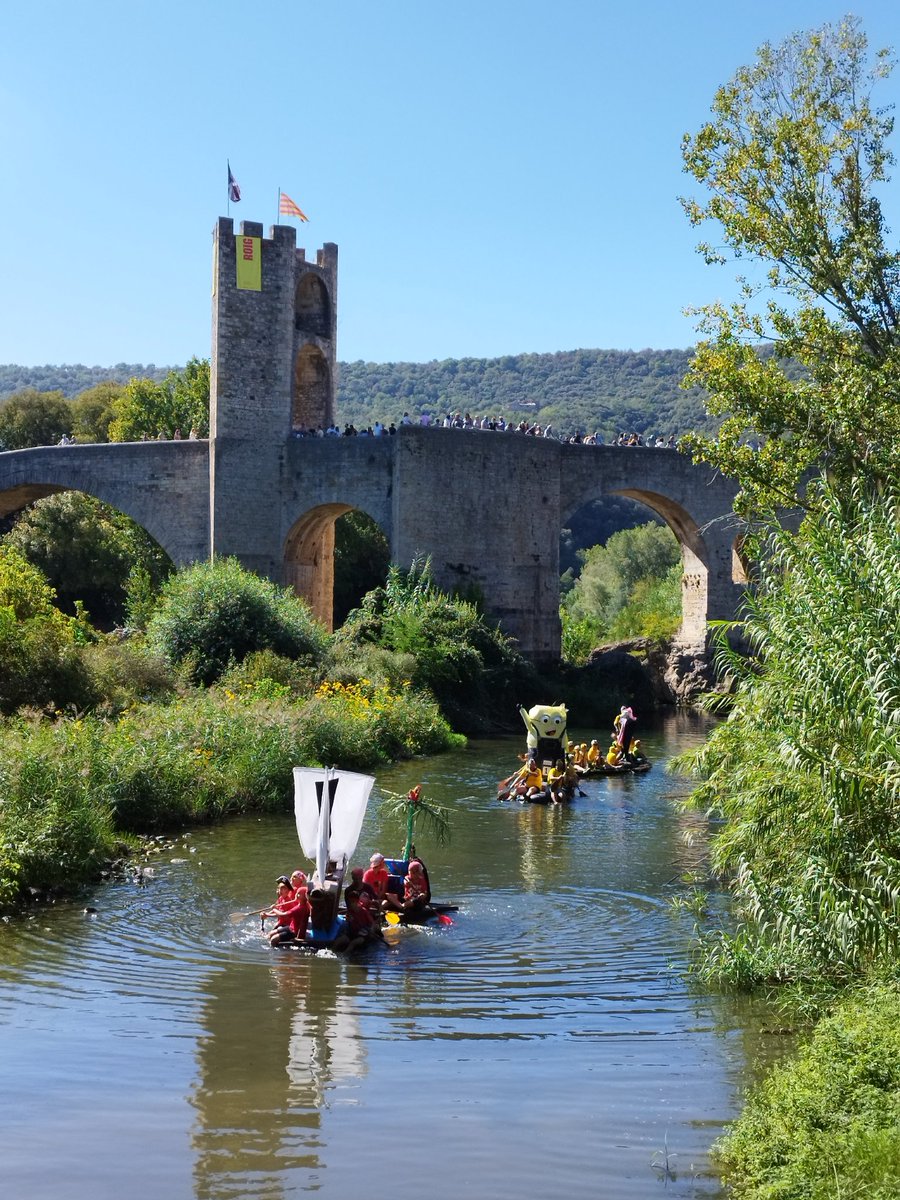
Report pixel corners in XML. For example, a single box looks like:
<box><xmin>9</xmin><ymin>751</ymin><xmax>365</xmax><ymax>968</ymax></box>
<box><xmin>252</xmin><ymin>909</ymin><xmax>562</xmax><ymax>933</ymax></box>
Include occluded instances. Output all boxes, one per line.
<box><xmin>0</xmin><ymin>711</ymin><xmax>790</xmax><ymax>1200</ymax></box>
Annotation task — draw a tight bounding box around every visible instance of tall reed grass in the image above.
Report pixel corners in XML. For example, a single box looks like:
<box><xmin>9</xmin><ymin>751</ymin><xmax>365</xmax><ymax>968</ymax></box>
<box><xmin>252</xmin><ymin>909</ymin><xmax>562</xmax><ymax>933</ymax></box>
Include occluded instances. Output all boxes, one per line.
<box><xmin>673</xmin><ymin>482</ymin><xmax>900</xmax><ymax>984</ymax></box>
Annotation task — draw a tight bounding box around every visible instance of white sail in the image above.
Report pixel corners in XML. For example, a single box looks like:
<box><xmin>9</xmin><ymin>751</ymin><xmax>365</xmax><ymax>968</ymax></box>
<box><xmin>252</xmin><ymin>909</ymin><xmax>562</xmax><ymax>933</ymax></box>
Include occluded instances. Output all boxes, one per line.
<box><xmin>314</xmin><ymin>766</ymin><xmax>331</xmax><ymax>887</ymax></box>
<box><xmin>293</xmin><ymin>767</ymin><xmax>375</xmax><ymax>877</ymax></box>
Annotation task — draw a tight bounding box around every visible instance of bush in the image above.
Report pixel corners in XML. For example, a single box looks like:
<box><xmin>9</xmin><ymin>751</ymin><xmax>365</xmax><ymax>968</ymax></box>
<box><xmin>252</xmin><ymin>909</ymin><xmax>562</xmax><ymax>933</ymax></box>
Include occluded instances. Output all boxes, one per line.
<box><xmin>327</xmin><ymin>642</ymin><xmax>418</xmax><ymax>693</ymax></box>
<box><xmin>560</xmin><ymin>612</ymin><xmax>606</xmax><ymax>664</ymax></box>
<box><xmin>216</xmin><ymin>649</ymin><xmax>317</xmax><ymax>700</ymax></box>
<box><xmin>334</xmin><ymin>559</ymin><xmax>535</xmax><ymax>733</ymax></box>
<box><xmin>0</xmin><ymin>608</ymin><xmax>100</xmax><ymax>715</ymax></box>
<box><xmin>80</xmin><ymin>639</ymin><xmax>175</xmax><ymax>714</ymax></box>
<box><xmin>0</xmin><ymin>719</ymin><xmax>121</xmax><ymax>905</ymax></box>
<box><xmin>146</xmin><ymin>558</ymin><xmax>329</xmax><ymax>686</ymax></box>
<box><xmin>0</xmin><ymin>546</ymin><xmax>99</xmax><ymax>715</ymax></box>
<box><xmin>716</xmin><ymin>984</ymin><xmax>900</xmax><ymax>1199</ymax></box>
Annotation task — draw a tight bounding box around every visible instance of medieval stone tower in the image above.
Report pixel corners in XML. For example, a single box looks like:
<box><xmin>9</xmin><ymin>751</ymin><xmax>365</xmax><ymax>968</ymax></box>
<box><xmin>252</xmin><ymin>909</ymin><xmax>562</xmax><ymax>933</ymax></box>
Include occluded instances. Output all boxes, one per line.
<box><xmin>210</xmin><ymin>217</ymin><xmax>339</xmax><ymax>609</ymax></box>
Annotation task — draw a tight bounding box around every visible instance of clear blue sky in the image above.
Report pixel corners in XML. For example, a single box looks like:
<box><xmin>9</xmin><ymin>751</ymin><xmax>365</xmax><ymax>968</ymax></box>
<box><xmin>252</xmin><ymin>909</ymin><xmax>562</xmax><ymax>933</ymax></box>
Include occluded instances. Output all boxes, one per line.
<box><xmin>1</xmin><ymin>1</ymin><xmax>898</xmax><ymax>368</ymax></box>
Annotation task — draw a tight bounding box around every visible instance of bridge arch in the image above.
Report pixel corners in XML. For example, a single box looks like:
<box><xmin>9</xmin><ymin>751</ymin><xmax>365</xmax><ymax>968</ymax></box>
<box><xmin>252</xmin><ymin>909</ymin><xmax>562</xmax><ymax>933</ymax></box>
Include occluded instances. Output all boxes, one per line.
<box><xmin>0</xmin><ymin>478</ymin><xmax>188</xmax><ymax>573</ymax></box>
<box><xmin>0</xmin><ymin>443</ymin><xmax>209</xmax><ymax>570</ymax></box>
<box><xmin>284</xmin><ymin>502</ymin><xmax>349</xmax><ymax>629</ymax></box>
<box><xmin>283</xmin><ymin>502</ymin><xmax>390</xmax><ymax>632</ymax></box>
<box><xmin>561</xmin><ymin>485</ymin><xmax>711</xmax><ymax>645</ymax></box>
<box><xmin>0</xmin><ymin>487</ymin><xmax>175</xmax><ymax>626</ymax></box>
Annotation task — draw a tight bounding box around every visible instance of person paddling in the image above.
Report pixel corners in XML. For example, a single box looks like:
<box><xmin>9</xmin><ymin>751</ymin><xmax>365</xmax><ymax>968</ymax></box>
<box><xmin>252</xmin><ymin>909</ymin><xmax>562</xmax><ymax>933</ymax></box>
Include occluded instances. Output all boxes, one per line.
<box><xmin>363</xmin><ymin>853</ymin><xmax>390</xmax><ymax>904</ymax></box>
<box><xmin>384</xmin><ymin>859</ymin><xmax>432</xmax><ymax>917</ymax></box>
<box><xmin>262</xmin><ymin>875</ymin><xmax>310</xmax><ymax>946</ymax></box>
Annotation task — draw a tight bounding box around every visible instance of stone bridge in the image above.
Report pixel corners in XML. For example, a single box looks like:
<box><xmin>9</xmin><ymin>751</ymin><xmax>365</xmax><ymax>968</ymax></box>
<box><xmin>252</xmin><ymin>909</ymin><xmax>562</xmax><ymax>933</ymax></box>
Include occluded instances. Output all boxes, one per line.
<box><xmin>0</xmin><ymin>218</ymin><xmax>744</xmax><ymax>663</ymax></box>
<box><xmin>0</xmin><ymin>429</ymin><xmax>743</xmax><ymax>663</ymax></box>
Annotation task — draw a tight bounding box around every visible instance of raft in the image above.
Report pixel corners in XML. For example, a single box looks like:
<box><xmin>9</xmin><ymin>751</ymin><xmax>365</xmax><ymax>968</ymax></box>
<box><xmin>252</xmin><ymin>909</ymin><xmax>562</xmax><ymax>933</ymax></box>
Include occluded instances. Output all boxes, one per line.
<box><xmin>497</xmin><ymin>756</ymin><xmax>652</xmax><ymax>801</ymax></box>
<box><xmin>579</xmin><ymin>759</ymin><xmax>652</xmax><ymax>778</ymax></box>
<box><xmin>266</xmin><ymin>771</ymin><xmax>455</xmax><ymax>952</ymax></box>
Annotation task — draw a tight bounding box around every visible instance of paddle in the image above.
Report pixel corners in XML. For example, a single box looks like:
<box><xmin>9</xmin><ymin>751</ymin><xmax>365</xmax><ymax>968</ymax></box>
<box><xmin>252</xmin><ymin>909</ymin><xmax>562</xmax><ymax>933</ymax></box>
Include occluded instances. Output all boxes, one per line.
<box><xmin>228</xmin><ymin>908</ymin><xmax>267</xmax><ymax>924</ymax></box>
<box><xmin>384</xmin><ymin>911</ymin><xmax>401</xmax><ymax>925</ymax></box>
<box><xmin>436</xmin><ymin>913</ymin><xmax>454</xmax><ymax>926</ymax></box>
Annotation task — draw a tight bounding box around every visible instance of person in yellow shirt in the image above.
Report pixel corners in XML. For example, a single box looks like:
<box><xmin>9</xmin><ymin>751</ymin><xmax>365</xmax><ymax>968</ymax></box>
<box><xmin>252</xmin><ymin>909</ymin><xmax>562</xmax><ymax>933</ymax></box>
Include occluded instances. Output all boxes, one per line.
<box><xmin>606</xmin><ymin>742</ymin><xmax>623</xmax><ymax>767</ymax></box>
<box><xmin>512</xmin><ymin>758</ymin><xmax>546</xmax><ymax>801</ymax></box>
<box><xmin>546</xmin><ymin>759</ymin><xmax>568</xmax><ymax>803</ymax></box>
<box><xmin>626</xmin><ymin>737</ymin><xmax>647</xmax><ymax>765</ymax></box>
<box><xmin>586</xmin><ymin>739</ymin><xmax>601</xmax><ymax>767</ymax></box>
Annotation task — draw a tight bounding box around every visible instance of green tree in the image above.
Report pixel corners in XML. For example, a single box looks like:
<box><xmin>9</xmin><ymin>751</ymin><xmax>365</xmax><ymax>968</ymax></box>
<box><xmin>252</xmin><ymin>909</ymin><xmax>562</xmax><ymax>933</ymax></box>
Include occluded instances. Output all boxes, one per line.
<box><xmin>608</xmin><ymin>562</ymin><xmax>681</xmax><ymax>641</ymax></box>
<box><xmin>680</xmin><ymin>17</ymin><xmax>900</xmax><ymax>516</ymax></box>
<box><xmin>4</xmin><ymin>493</ymin><xmax>172</xmax><ymax>627</ymax></box>
<box><xmin>107</xmin><ymin>358</ymin><xmax>210</xmax><ymax>442</ymax></box>
<box><xmin>0</xmin><ymin>388</ymin><xmax>71</xmax><ymax>450</ymax></box>
<box><xmin>69</xmin><ymin>381</ymin><xmax>124</xmax><ymax>443</ymax></box>
<box><xmin>146</xmin><ymin>557</ymin><xmax>328</xmax><ymax>686</ymax></box>
<box><xmin>564</xmin><ymin>521</ymin><xmax>680</xmax><ymax>630</ymax></box>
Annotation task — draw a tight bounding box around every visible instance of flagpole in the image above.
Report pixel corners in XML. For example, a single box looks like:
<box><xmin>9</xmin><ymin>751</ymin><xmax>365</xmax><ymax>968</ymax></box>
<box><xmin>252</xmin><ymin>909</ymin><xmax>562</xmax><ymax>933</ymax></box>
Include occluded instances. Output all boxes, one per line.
<box><xmin>277</xmin><ymin>188</ymin><xmax>281</xmax><ymax>226</ymax></box>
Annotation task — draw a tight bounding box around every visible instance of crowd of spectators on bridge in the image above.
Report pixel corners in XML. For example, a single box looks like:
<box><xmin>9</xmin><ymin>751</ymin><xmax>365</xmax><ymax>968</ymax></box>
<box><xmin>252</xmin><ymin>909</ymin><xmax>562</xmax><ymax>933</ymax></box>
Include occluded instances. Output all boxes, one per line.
<box><xmin>289</xmin><ymin>412</ymin><xmax>679</xmax><ymax>447</ymax></box>
<box><xmin>51</xmin><ymin>414</ymin><xmax>678</xmax><ymax>448</ymax></box>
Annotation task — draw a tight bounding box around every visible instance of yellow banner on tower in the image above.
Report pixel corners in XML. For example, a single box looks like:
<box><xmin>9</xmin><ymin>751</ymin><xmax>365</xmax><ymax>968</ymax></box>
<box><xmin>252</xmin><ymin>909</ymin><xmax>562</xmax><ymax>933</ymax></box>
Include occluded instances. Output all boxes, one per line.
<box><xmin>235</xmin><ymin>235</ymin><xmax>261</xmax><ymax>291</ymax></box>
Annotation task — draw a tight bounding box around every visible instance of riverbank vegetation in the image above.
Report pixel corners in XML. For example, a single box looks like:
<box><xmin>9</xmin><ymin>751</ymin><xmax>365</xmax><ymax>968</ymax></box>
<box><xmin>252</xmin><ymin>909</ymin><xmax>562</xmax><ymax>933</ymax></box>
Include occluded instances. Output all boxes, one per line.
<box><xmin>0</xmin><ymin>554</ymin><xmax>490</xmax><ymax>908</ymax></box>
<box><xmin>675</xmin><ymin>17</ymin><xmax>900</xmax><ymax>1197</ymax></box>
<box><xmin>675</xmin><ymin>483</ymin><xmax>900</xmax><ymax>987</ymax></box>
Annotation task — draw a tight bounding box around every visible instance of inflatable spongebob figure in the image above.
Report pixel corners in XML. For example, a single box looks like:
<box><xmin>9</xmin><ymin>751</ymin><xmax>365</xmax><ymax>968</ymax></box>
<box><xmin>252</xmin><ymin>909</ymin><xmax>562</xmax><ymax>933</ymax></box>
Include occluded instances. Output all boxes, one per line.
<box><xmin>518</xmin><ymin>703</ymin><xmax>569</xmax><ymax>770</ymax></box>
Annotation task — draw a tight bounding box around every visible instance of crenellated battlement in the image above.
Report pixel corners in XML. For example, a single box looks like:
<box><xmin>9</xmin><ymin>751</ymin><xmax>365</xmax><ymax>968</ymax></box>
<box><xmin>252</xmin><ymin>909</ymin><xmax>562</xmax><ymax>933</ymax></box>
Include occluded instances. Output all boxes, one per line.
<box><xmin>214</xmin><ymin>217</ymin><xmax>335</xmax><ymax>264</ymax></box>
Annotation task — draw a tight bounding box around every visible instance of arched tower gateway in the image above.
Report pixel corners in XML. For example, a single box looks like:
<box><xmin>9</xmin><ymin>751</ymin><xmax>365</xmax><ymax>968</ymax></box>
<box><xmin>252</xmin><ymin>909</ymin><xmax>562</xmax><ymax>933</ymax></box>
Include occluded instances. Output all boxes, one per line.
<box><xmin>210</xmin><ymin>218</ymin><xmax>339</xmax><ymax>611</ymax></box>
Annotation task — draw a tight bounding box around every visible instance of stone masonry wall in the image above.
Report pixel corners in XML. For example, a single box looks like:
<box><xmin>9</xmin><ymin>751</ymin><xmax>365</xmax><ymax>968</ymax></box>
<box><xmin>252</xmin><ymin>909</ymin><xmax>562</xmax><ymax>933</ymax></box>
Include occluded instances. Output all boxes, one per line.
<box><xmin>0</xmin><ymin>442</ymin><xmax>209</xmax><ymax>566</ymax></box>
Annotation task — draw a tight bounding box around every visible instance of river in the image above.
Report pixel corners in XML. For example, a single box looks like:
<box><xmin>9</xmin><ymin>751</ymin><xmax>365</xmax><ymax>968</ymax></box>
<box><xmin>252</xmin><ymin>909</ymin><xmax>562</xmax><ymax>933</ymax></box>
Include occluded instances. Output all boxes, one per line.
<box><xmin>0</xmin><ymin>712</ymin><xmax>785</xmax><ymax>1199</ymax></box>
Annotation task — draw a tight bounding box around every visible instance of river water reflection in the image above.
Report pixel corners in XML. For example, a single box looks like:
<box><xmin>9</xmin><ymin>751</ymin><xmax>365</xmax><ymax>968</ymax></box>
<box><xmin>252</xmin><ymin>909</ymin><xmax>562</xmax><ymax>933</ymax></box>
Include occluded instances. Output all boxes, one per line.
<box><xmin>0</xmin><ymin>712</ymin><xmax>784</xmax><ymax>1199</ymax></box>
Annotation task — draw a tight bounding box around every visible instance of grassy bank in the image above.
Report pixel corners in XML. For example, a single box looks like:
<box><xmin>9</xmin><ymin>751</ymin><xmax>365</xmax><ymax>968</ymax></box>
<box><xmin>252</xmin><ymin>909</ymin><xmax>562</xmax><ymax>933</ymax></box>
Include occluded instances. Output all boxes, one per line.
<box><xmin>715</xmin><ymin>982</ymin><xmax>900</xmax><ymax>1199</ymax></box>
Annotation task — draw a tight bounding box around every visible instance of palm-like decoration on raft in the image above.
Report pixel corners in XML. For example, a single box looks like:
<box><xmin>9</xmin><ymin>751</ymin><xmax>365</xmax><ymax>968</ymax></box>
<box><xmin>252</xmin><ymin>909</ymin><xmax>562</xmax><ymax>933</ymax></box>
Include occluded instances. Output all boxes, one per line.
<box><xmin>380</xmin><ymin>785</ymin><xmax>452</xmax><ymax>860</ymax></box>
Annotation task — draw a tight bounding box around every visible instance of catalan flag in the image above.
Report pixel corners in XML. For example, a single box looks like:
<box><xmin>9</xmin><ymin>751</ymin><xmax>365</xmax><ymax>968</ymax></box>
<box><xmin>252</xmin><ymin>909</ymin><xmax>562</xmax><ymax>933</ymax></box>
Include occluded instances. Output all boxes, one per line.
<box><xmin>279</xmin><ymin>191</ymin><xmax>309</xmax><ymax>221</ymax></box>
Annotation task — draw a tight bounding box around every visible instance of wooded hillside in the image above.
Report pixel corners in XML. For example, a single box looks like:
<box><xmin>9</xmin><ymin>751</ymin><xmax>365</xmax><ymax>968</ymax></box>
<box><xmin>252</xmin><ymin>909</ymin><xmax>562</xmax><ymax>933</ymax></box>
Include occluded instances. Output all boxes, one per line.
<box><xmin>1</xmin><ymin>348</ymin><xmax>715</xmax><ymax>440</ymax></box>
<box><xmin>336</xmin><ymin>348</ymin><xmax>713</xmax><ymax>438</ymax></box>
